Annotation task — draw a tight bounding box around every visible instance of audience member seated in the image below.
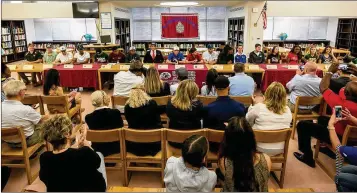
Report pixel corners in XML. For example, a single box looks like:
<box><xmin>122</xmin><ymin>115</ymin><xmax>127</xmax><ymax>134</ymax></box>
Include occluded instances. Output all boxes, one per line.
<box><xmin>287</xmin><ymin>45</ymin><xmax>303</xmax><ymax>64</ymax></box>
<box><xmin>267</xmin><ymin>46</ymin><xmax>281</xmax><ymax>64</ymax></box>
<box><xmin>40</xmin><ymin>115</ymin><xmax>107</xmax><ymax>192</ymax></box>
<box><xmin>1</xmin><ymin>80</ymin><xmax>48</xmax><ymax>147</ymax></box>
<box><xmin>203</xmin><ymin>76</ymin><xmax>245</xmax><ymax>130</ymax></box>
<box><xmin>144</xmin><ymin>43</ymin><xmax>164</xmax><ymax>63</ymax></box>
<box><xmin>145</xmin><ymin>67</ymin><xmax>170</xmax><ymax>97</ymax></box>
<box><xmin>294</xmin><ymin>63</ymin><xmax>357</xmax><ymax>168</ymax></box>
<box><xmin>113</xmin><ymin>61</ymin><xmax>144</xmax><ymax>97</ymax></box>
<box><xmin>170</xmin><ymin>67</ymin><xmax>188</xmax><ymax>95</ymax></box>
<box><xmin>246</xmin><ymin>82</ymin><xmax>292</xmax><ymax>156</ymax></box>
<box><xmin>217</xmin><ymin>45</ymin><xmax>234</xmax><ymax>64</ymax></box>
<box><xmin>1</xmin><ymin>63</ymin><xmax>14</xmax><ymax>102</ymax></box>
<box><xmin>166</xmin><ymin>47</ymin><xmax>185</xmax><ymax>64</ymax></box>
<box><xmin>19</xmin><ymin>43</ymin><xmax>42</xmax><ymax>86</ymax></box>
<box><xmin>85</xmin><ymin>90</ymin><xmax>123</xmax><ymax>157</ymax></box>
<box><xmin>53</xmin><ymin>46</ymin><xmax>73</xmax><ymax>64</ymax></box>
<box><xmin>42</xmin><ymin>44</ymin><xmax>57</xmax><ymax>64</ymax></box>
<box><xmin>124</xmin><ymin>84</ymin><xmax>162</xmax><ymax>156</ymax></box>
<box><xmin>229</xmin><ymin>63</ymin><xmax>255</xmax><ymax>96</ymax></box>
<box><xmin>201</xmin><ymin>68</ymin><xmax>218</xmax><ymax>96</ymax></box>
<box><xmin>108</xmin><ymin>46</ymin><xmax>126</xmax><ymax>63</ymax></box>
<box><xmin>330</xmin><ymin>63</ymin><xmax>355</xmax><ymax>94</ymax></box>
<box><xmin>94</xmin><ymin>48</ymin><xmax>109</xmax><ymax>63</ymax></box>
<box><xmin>164</xmin><ymin>135</ymin><xmax>217</xmax><ymax>192</ymax></box>
<box><xmin>202</xmin><ymin>44</ymin><xmax>218</xmax><ymax>64</ymax></box>
<box><xmin>125</xmin><ymin>47</ymin><xmax>141</xmax><ymax>63</ymax></box>
<box><xmin>304</xmin><ymin>47</ymin><xmax>319</xmax><ymax>63</ymax></box>
<box><xmin>73</xmin><ymin>44</ymin><xmax>90</xmax><ymax>64</ymax></box>
<box><xmin>234</xmin><ymin>45</ymin><xmax>247</xmax><ymax>64</ymax></box>
<box><xmin>217</xmin><ymin>117</ymin><xmax>271</xmax><ymax>192</ymax></box>
<box><xmin>248</xmin><ymin>44</ymin><xmax>265</xmax><ymax>64</ymax></box>
<box><xmin>186</xmin><ymin>48</ymin><xmax>204</xmax><ymax>64</ymax></box>
<box><xmin>319</xmin><ymin>46</ymin><xmax>337</xmax><ymax>64</ymax></box>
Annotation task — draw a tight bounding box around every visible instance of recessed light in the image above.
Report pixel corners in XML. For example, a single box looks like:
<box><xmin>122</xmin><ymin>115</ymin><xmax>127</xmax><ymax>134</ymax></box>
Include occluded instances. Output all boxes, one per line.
<box><xmin>160</xmin><ymin>2</ymin><xmax>199</xmax><ymax>7</ymax></box>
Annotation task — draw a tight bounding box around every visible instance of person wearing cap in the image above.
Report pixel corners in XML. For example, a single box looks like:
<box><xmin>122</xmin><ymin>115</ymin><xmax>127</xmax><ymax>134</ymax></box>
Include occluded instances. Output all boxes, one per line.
<box><xmin>54</xmin><ymin>46</ymin><xmax>73</xmax><ymax>64</ymax></box>
<box><xmin>19</xmin><ymin>43</ymin><xmax>43</xmax><ymax>86</ymax></box>
<box><xmin>170</xmin><ymin>67</ymin><xmax>188</xmax><ymax>95</ymax></box>
<box><xmin>229</xmin><ymin>63</ymin><xmax>255</xmax><ymax>96</ymax></box>
<box><xmin>217</xmin><ymin>45</ymin><xmax>234</xmax><ymax>64</ymax></box>
<box><xmin>126</xmin><ymin>46</ymin><xmax>141</xmax><ymax>63</ymax></box>
<box><xmin>94</xmin><ymin>48</ymin><xmax>109</xmax><ymax>63</ymax></box>
<box><xmin>108</xmin><ymin>46</ymin><xmax>126</xmax><ymax>63</ymax></box>
<box><xmin>202</xmin><ymin>44</ymin><xmax>218</xmax><ymax>64</ymax></box>
<box><xmin>167</xmin><ymin>47</ymin><xmax>185</xmax><ymax>64</ymax></box>
<box><xmin>186</xmin><ymin>48</ymin><xmax>203</xmax><ymax>64</ymax></box>
<box><xmin>144</xmin><ymin>43</ymin><xmax>164</xmax><ymax>63</ymax></box>
<box><xmin>73</xmin><ymin>44</ymin><xmax>90</xmax><ymax>64</ymax></box>
<box><xmin>43</xmin><ymin>44</ymin><xmax>57</xmax><ymax>64</ymax></box>
<box><xmin>234</xmin><ymin>45</ymin><xmax>247</xmax><ymax>64</ymax></box>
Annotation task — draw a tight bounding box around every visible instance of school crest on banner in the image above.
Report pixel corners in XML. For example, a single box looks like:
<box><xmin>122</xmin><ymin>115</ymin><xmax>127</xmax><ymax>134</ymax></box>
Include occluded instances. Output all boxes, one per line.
<box><xmin>161</xmin><ymin>13</ymin><xmax>199</xmax><ymax>39</ymax></box>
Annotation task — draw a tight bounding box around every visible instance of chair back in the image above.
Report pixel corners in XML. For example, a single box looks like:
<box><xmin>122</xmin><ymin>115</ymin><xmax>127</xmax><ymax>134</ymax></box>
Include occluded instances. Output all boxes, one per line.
<box><xmin>295</xmin><ymin>96</ymin><xmax>324</xmax><ymax>114</ymax></box>
<box><xmin>152</xmin><ymin>96</ymin><xmax>170</xmax><ymax>106</ymax></box>
<box><xmin>21</xmin><ymin>95</ymin><xmax>45</xmax><ymax>115</ymax></box>
<box><xmin>254</xmin><ymin>129</ymin><xmax>292</xmax><ymax>143</ymax></box>
<box><xmin>41</xmin><ymin>95</ymin><xmax>68</xmax><ymax>105</ymax></box>
<box><xmin>206</xmin><ymin>129</ymin><xmax>224</xmax><ymax>143</ymax></box>
<box><xmin>342</xmin><ymin>125</ymin><xmax>357</xmax><ymax>145</ymax></box>
<box><xmin>165</xmin><ymin>129</ymin><xmax>206</xmax><ymax>143</ymax></box>
<box><xmin>111</xmin><ymin>96</ymin><xmax>129</xmax><ymax>108</ymax></box>
<box><xmin>231</xmin><ymin>96</ymin><xmax>253</xmax><ymax>106</ymax></box>
<box><xmin>123</xmin><ymin>128</ymin><xmax>162</xmax><ymax>143</ymax></box>
<box><xmin>1</xmin><ymin>127</ymin><xmax>27</xmax><ymax>154</ymax></box>
<box><xmin>197</xmin><ymin>96</ymin><xmax>216</xmax><ymax>106</ymax></box>
<box><xmin>86</xmin><ymin>128</ymin><xmax>122</xmax><ymax>143</ymax></box>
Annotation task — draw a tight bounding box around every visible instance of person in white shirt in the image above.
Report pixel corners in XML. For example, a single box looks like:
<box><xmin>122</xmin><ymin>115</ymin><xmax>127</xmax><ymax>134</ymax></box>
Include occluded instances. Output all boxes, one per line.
<box><xmin>1</xmin><ymin>80</ymin><xmax>49</xmax><ymax>148</ymax></box>
<box><xmin>170</xmin><ymin>67</ymin><xmax>188</xmax><ymax>95</ymax></box>
<box><xmin>229</xmin><ymin>63</ymin><xmax>255</xmax><ymax>96</ymax></box>
<box><xmin>73</xmin><ymin>44</ymin><xmax>90</xmax><ymax>64</ymax></box>
<box><xmin>54</xmin><ymin>46</ymin><xmax>73</xmax><ymax>64</ymax></box>
<box><xmin>246</xmin><ymin>82</ymin><xmax>292</xmax><ymax>156</ymax></box>
<box><xmin>202</xmin><ymin>44</ymin><xmax>218</xmax><ymax>64</ymax></box>
<box><xmin>114</xmin><ymin>61</ymin><xmax>144</xmax><ymax>97</ymax></box>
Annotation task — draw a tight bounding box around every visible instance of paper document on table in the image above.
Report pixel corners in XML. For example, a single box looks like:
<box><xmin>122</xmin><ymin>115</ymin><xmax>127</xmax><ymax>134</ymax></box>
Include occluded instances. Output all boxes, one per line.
<box><xmin>158</xmin><ymin>65</ymin><xmax>168</xmax><ymax>69</ymax></box>
<box><xmin>7</xmin><ymin>65</ymin><xmax>17</xmax><ymax>70</ymax></box>
<box><xmin>101</xmin><ymin>65</ymin><xmax>112</xmax><ymax>69</ymax></box>
<box><xmin>107</xmin><ymin>63</ymin><xmax>116</xmax><ymax>66</ymax></box>
<box><xmin>266</xmin><ymin>65</ymin><xmax>277</xmax><ymax>69</ymax></box>
<box><xmin>212</xmin><ymin>65</ymin><xmax>223</xmax><ymax>70</ymax></box>
<box><xmin>288</xmin><ymin>65</ymin><xmax>299</xmax><ymax>70</ymax></box>
<box><xmin>175</xmin><ymin>65</ymin><xmax>186</xmax><ymax>69</ymax></box>
<box><xmin>22</xmin><ymin>65</ymin><xmax>33</xmax><ymax>70</ymax></box>
<box><xmin>83</xmin><ymin>65</ymin><xmax>93</xmax><ymax>69</ymax></box>
<box><xmin>249</xmin><ymin>65</ymin><xmax>260</xmax><ymax>70</ymax></box>
<box><xmin>194</xmin><ymin>65</ymin><xmax>204</xmax><ymax>69</ymax></box>
<box><xmin>43</xmin><ymin>64</ymin><xmax>53</xmax><ymax>69</ymax></box>
<box><xmin>120</xmin><ymin>65</ymin><xmax>130</xmax><ymax>70</ymax></box>
<box><xmin>64</xmin><ymin>65</ymin><xmax>74</xmax><ymax>69</ymax></box>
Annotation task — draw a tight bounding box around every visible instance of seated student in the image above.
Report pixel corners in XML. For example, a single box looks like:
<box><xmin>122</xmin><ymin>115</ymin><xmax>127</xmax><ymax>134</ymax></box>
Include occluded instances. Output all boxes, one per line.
<box><xmin>304</xmin><ymin>46</ymin><xmax>319</xmax><ymax>63</ymax></box>
<box><xmin>73</xmin><ymin>44</ymin><xmax>90</xmax><ymax>64</ymax></box>
<box><xmin>330</xmin><ymin>63</ymin><xmax>355</xmax><ymax>94</ymax></box>
<box><xmin>167</xmin><ymin>47</ymin><xmax>185</xmax><ymax>64</ymax></box>
<box><xmin>40</xmin><ymin>115</ymin><xmax>107</xmax><ymax>192</ymax></box>
<box><xmin>1</xmin><ymin>63</ymin><xmax>14</xmax><ymax>102</ymax></box>
<box><xmin>217</xmin><ymin>46</ymin><xmax>234</xmax><ymax>64</ymax></box>
<box><xmin>113</xmin><ymin>61</ymin><xmax>144</xmax><ymax>97</ymax></box>
<box><xmin>108</xmin><ymin>46</ymin><xmax>126</xmax><ymax>63</ymax></box>
<box><xmin>42</xmin><ymin>44</ymin><xmax>57</xmax><ymax>64</ymax></box>
<box><xmin>215</xmin><ymin>43</ymin><xmax>226</xmax><ymax>54</ymax></box>
<box><xmin>144</xmin><ymin>67</ymin><xmax>170</xmax><ymax>97</ymax></box>
<box><xmin>286</xmin><ymin>62</ymin><xmax>321</xmax><ymax>114</ymax></box>
<box><xmin>164</xmin><ymin>135</ymin><xmax>217</xmax><ymax>192</ymax></box>
<box><xmin>1</xmin><ymin>80</ymin><xmax>49</xmax><ymax>148</ymax></box>
<box><xmin>94</xmin><ymin>48</ymin><xmax>109</xmax><ymax>63</ymax></box>
<box><xmin>186</xmin><ymin>48</ymin><xmax>204</xmax><ymax>64</ymax></box>
<box><xmin>53</xmin><ymin>46</ymin><xmax>73</xmax><ymax>64</ymax></box>
<box><xmin>19</xmin><ymin>43</ymin><xmax>43</xmax><ymax>87</ymax></box>
<box><xmin>144</xmin><ymin>43</ymin><xmax>164</xmax><ymax>63</ymax></box>
<box><xmin>170</xmin><ymin>67</ymin><xmax>188</xmax><ymax>95</ymax></box>
<box><xmin>319</xmin><ymin>46</ymin><xmax>337</xmax><ymax>64</ymax></box>
<box><xmin>248</xmin><ymin>44</ymin><xmax>265</xmax><ymax>64</ymax></box>
<box><xmin>267</xmin><ymin>46</ymin><xmax>281</xmax><ymax>64</ymax></box>
<box><xmin>201</xmin><ymin>69</ymin><xmax>218</xmax><ymax>96</ymax></box>
<box><xmin>125</xmin><ymin>47</ymin><xmax>141</xmax><ymax>63</ymax></box>
<box><xmin>246</xmin><ymin>82</ymin><xmax>292</xmax><ymax>156</ymax></box>
<box><xmin>85</xmin><ymin>90</ymin><xmax>123</xmax><ymax>157</ymax></box>
<box><xmin>287</xmin><ymin>45</ymin><xmax>303</xmax><ymax>64</ymax></box>
<box><xmin>202</xmin><ymin>44</ymin><xmax>218</xmax><ymax>64</ymax></box>
<box><xmin>229</xmin><ymin>63</ymin><xmax>255</xmax><ymax>96</ymax></box>
<box><xmin>217</xmin><ymin>117</ymin><xmax>271</xmax><ymax>192</ymax></box>
<box><xmin>203</xmin><ymin>75</ymin><xmax>245</xmax><ymax>130</ymax></box>
<box><xmin>234</xmin><ymin>45</ymin><xmax>247</xmax><ymax>64</ymax></box>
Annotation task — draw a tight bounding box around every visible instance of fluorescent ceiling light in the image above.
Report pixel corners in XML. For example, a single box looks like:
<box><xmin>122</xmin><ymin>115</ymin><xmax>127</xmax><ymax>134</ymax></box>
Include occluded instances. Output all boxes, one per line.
<box><xmin>160</xmin><ymin>2</ymin><xmax>199</xmax><ymax>6</ymax></box>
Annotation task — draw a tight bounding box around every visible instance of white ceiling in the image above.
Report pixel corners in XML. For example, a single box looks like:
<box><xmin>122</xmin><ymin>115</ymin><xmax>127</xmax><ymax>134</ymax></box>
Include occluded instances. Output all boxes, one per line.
<box><xmin>102</xmin><ymin>1</ymin><xmax>243</xmax><ymax>8</ymax></box>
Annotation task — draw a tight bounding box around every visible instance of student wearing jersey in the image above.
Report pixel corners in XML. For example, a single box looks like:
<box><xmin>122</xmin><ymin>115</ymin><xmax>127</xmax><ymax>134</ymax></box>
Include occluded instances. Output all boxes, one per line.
<box><xmin>287</xmin><ymin>45</ymin><xmax>303</xmax><ymax>64</ymax></box>
<box><xmin>319</xmin><ymin>46</ymin><xmax>337</xmax><ymax>64</ymax></box>
<box><xmin>166</xmin><ymin>47</ymin><xmax>185</xmax><ymax>64</ymax></box>
<box><xmin>267</xmin><ymin>46</ymin><xmax>281</xmax><ymax>64</ymax></box>
<box><xmin>234</xmin><ymin>45</ymin><xmax>247</xmax><ymax>64</ymax></box>
<box><xmin>94</xmin><ymin>48</ymin><xmax>109</xmax><ymax>63</ymax></box>
<box><xmin>304</xmin><ymin>47</ymin><xmax>319</xmax><ymax>63</ymax></box>
<box><xmin>73</xmin><ymin>44</ymin><xmax>90</xmax><ymax>64</ymax></box>
<box><xmin>43</xmin><ymin>45</ymin><xmax>57</xmax><ymax>64</ymax></box>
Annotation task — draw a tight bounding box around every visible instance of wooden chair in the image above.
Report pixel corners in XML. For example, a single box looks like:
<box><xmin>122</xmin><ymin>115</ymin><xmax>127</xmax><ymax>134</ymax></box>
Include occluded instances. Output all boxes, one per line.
<box><xmin>152</xmin><ymin>96</ymin><xmax>170</xmax><ymax>122</ymax></box>
<box><xmin>314</xmin><ymin>125</ymin><xmax>357</xmax><ymax>179</ymax></box>
<box><xmin>121</xmin><ymin>128</ymin><xmax>165</xmax><ymax>187</ymax></box>
<box><xmin>206</xmin><ymin>129</ymin><xmax>224</xmax><ymax>168</ymax></box>
<box><xmin>291</xmin><ymin>96</ymin><xmax>324</xmax><ymax>139</ymax></box>
<box><xmin>21</xmin><ymin>95</ymin><xmax>45</xmax><ymax>115</ymax></box>
<box><xmin>254</xmin><ymin>129</ymin><xmax>292</xmax><ymax>188</ymax></box>
<box><xmin>1</xmin><ymin>127</ymin><xmax>43</xmax><ymax>184</ymax></box>
<box><xmin>231</xmin><ymin>96</ymin><xmax>253</xmax><ymax>106</ymax></box>
<box><xmin>111</xmin><ymin>96</ymin><xmax>129</xmax><ymax>121</ymax></box>
<box><xmin>197</xmin><ymin>96</ymin><xmax>216</xmax><ymax>106</ymax></box>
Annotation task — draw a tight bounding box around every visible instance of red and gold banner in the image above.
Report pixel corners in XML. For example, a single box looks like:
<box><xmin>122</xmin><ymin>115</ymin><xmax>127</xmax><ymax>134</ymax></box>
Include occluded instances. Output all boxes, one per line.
<box><xmin>161</xmin><ymin>13</ymin><xmax>199</xmax><ymax>39</ymax></box>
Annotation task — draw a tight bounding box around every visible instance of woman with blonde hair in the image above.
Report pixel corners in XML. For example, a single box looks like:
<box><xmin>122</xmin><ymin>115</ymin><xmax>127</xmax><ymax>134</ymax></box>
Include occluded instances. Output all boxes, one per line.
<box><xmin>144</xmin><ymin>67</ymin><xmax>170</xmax><ymax>97</ymax></box>
<box><xmin>246</xmin><ymin>82</ymin><xmax>292</xmax><ymax>156</ymax></box>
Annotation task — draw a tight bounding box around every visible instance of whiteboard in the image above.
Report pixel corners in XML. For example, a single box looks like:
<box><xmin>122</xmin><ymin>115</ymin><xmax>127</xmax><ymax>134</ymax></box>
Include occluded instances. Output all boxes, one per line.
<box><xmin>263</xmin><ymin>17</ymin><xmax>274</xmax><ymax>40</ymax></box>
<box><xmin>85</xmin><ymin>19</ymin><xmax>98</xmax><ymax>40</ymax></box>
<box><xmin>188</xmin><ymin>7</ymin><xmax>206</xmax><ymax>19</ymax></box>
<box><xmin>308</xmin><ymin>17</ymin><xmax>328</xmax><ymax>39</ymax></box>
<box><xmin>34</xmin><ymin>19</ymin><xmax>52</xmax><ymax>41</ymax></box>
<box><xmin>133</xmin><ymin>21</ymin><xmax>151</xmax><ymax>40</ymax></box>
<box><xmin>206</xmin><ymin>21</ymin><xmax>225</xmax><ymax>40</ymax></box>
<box><xmin>70</xmin><ymin>19</ymin><xmax>86</xmax><ymax>41</ymax></box>
<box><xmin>199</xmin><ymin>22</ymin><xmax>206</xmax><ymax>41</ymax></box>
<box><xmin>207</xmin><ymin>7</ymin><xmax>226</xmax><ymax>20</ymax></box>
<box><xmin>132</xmin><ymin>8</ymin><xmax>151</xmax><ymax>19</ymax></box>
<box><xmin>152</xmin><ymin>21</ymin><xmax>161</xmax><ymax>40</ymax></box>
<box><xmin>170</xmin><ymin>7</ymin><xmax>188</xmax><ymax>13</ymax></box>
<box><xmin>272</xmin><ymin>17</ymin><xmax>291</xmax><ymax>39</ymax></box>
<box><xmin>289</xmin><ymin>17</ymin><xmax>309</xmax><ymax>40</ymax></box>
<box><xmin>152</xmin><ymin>7</ymin><xmax>169</xmax><ymax>20</ymax></box>
<box><xmin>51</xmin><ymin>18</ymin><xmax>71</xmax><ymax>40</ymax></box>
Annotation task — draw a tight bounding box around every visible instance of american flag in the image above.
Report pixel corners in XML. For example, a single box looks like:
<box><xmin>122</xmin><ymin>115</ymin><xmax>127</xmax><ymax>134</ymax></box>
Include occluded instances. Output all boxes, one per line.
<box><xmin>262</xmin><ymin>2</ymin><xmax>267</xmax><ymax>30</ymax></box>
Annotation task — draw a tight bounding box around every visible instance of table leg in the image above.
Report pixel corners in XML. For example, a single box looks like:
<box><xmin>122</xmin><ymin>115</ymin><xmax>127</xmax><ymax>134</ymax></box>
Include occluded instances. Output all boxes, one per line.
<box><xmin>98</xmin><ymin>71</ymin><xmax>102</xmax><ymax>90</ymax></box>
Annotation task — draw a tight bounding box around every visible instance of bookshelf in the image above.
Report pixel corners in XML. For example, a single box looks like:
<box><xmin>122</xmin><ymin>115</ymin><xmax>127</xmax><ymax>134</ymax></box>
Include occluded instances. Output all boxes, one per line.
<box><xmin>1</xmin><ymin>20</ymin><xmax>27</xmax><ymax>64</ymax></box>
<box><xmin>115</xmin><ymin>18</ymin><xmax>131</xmax><ymax>53</ymax></box>
<box><xmin>32</xmin><ymin>40</ymin><xmax>96</xmax><ymax>54</ymax></box>
<box><xmin>336</xmin><ymin>18</ymin><xmax>357</xmax><ymax>57</ymax></box>
<box><xmin>228</xmin><ymin>17</ymin><xmax>245</xmax><ymax>48</ymax></box>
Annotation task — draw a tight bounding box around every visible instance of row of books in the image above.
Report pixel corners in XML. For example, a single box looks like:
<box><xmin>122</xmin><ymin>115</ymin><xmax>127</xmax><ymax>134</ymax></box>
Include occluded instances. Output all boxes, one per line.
<box><xmin>14</xmin><ymin>34</ymin><xmax>26</xmax><ymax>40</ymax></box>
<box><xmin>14</xmin><ymin>40</ymin><xmax>26</xmax><ymax>47</ymax></box>
<box><xmin>12</xmin><ymin>27</ymin><xmax>24</xmax><ymax>34</ymax></box>
<box><xmin>229</xmin><ymin>25</ymin><xmax>244</xmax><ymax>31</ymax></box>
<box><xmin>2</xmin><ymin>35</ymin><xmax>11</xmax><ymax>41</ymax></box>
<box><xmin>2</xmin><ymin>49</ymin><xmax>14</xmax><ymax>55</ymax></box>
<box><xmin>115</xmin><ymin>27</ymin><xmax>130</xmax><ymax>34</ymax></box>
<box><xmin>2</xmin><ymin>56</ymin><xmax>10</xmax><ymax>62</ymax></box>
<box><xmin>15</xmin><ymin>46</ymin><xmax>27</xmax><ymax>53</ymax></box>
<box><xmin>2</xmin><ymin>42</ymin><xmax>12</xmax><ymax>49</ymax></box>
<box><xmin>33</xmin><ymin>43</ymin><xmax>77</xmax><ymax>49</ymax></box>
<box><xmin>1</xmin><ymin>27</ymin><xmax>10</xmax><ymax>34</ymax></box>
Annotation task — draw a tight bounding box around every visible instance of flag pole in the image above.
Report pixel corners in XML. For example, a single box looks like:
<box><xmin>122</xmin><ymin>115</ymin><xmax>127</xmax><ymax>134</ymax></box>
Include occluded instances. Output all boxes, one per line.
<box><xmin>254</xmin><ymin>1</ymin><xmax>267</xmax><ymax>27</ymax></box>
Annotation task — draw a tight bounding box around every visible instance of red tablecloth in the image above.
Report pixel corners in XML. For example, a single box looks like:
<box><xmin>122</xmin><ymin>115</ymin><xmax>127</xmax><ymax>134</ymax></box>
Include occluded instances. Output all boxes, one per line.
<box><xmin>155</xmin><ymin>64</ymin><xmax>208</xmax><ymax>88</ymax></box>
<box><xmin>44</xmin><ymin>64</ymin><xmax>101</xmax><ymax>89</ymax></box>
<box><xmin>260</xmin><ymin>64</ymin><xmax>323</xmax><ymax>91</ymax></box>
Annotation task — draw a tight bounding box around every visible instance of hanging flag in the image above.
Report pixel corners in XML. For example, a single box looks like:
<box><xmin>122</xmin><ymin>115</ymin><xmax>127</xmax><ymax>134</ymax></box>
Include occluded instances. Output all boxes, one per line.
<box><xmin>262</xmin><ymin>2</ymin><xmax>267</xmax><ymax>30</ymax></box>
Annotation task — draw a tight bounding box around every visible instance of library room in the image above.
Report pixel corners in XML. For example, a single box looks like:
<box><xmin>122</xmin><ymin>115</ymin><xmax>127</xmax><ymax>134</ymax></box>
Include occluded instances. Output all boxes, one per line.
<box><xmin>1</xmin><ymin>0</ymin><xmax>357</xmax><ymax>192</ymax></box>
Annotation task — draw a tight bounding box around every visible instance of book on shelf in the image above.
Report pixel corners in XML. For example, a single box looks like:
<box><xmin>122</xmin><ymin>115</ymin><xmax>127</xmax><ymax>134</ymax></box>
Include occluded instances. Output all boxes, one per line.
<box><xmin>2</xmin><ymin>35</ymin><xmax>11</xmax><ymax>41</ymax></box>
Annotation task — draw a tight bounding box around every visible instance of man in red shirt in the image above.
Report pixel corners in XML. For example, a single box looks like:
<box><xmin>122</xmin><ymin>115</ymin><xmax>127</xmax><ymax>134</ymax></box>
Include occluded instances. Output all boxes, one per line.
<box><xmin>294</xmin><ymin>62</ymin><xmax>357</xmax><ymax>167</ymax></box>
<box><xmin>186</xmin><ymin>48</ymin><xmax>203</xmax><ymax>64</ymax></box>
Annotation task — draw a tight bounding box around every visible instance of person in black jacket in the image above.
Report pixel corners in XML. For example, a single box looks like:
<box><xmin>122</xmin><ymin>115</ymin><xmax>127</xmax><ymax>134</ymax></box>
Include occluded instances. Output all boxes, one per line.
<box><xmin>248</xmin><ymin>43</ymin><xmax>265</xmax><ymax>64</ymax></box>
<box><xmin>85</xmin><ymin>90</ymin><xmax>124</xmax><ymax>157</ymax></box>
<box><xmin>143</xmin><ymin>43</ymin><xmax>164</xmax><ymax>63</ymax></box>
<box><xmin>217</xmin><ymin>45</ymin><xmax>234</xmax><ymax>64</ymax></box>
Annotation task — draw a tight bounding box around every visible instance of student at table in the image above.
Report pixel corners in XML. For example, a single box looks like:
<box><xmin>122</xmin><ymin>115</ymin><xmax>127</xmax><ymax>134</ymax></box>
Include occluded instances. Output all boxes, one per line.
<box><xmin>267</xmin><ymin>46</ymin><xmax>281</xmax><ymax>64</ymax></box>
<box><xmin>53</xmin><ymin>46</ymin><xmax>73</xmax><ymax>65</ymax></box>
<box><xmin>186</xmin><ymin>48</ymin><xmax>204</xmax><ymax>64</ymax></box>
<box><xmin>94</xmin><ymin>48</ymin><xmax>109</xmax><ymax>63</ymax></box>
<box><xmin>19</xmin><ymin>43</ymin><xmax>43</xmax><ymax>87</ymax></box>
<box><xmin>108</xmin><ymin>46</ymin><xmax>126</xmax><ymax>63</ymax></box>
<box><xmin>234</xmin><ymin>45</ymin><xmax>247</xmax><ymax>64</ymax></box>
<box><xmin>202</xmin><ymin>44</ymin><xmax>218</xmax><ymax>64</ymax></box>
<box><xmin>73</xmin><ymin>44</ymin><xmax>90</xmax><ymax>64</ymax></box>
<box><xmin>166</xmin><ymin>47</ymin><xmax>185</xmax><ymax>64</ymax></box>
<box><xmin>304</xmin><ymin>47</ymin><xmax>319</xmax><ymax>63</ymax></box>
<box><xmin>217</xmin><ymin>46</ymin><xmax>234</xmax><ymax>64</ymax></box>
<box><xmin>287</xmin><ymin>45</ymin><xmax>303</xmax><ymax>64</ymax></box>
<box><xmin>144</xmin><ymin>43</ymin><xmax>164</xmax><ymax>63</ymax></box>
<box><xmin>319</xmin><ymin>46</ymin><xmax>337</xmax><ymax>64</ymax></box>
<box><xmin>126</xmin><ymin>46</ymin><xmax>141</xmax><ymax>63</ymax></box>
<box><xmin>42</xmin><ymin>44</ymin><xmax>57</xmax><ymax>64</ymax></box>
<box><xmin>248</xmin><ymin>44</ymin><xmax>265</xmax><ymax>64</ymax></box>
<box><xmin>216</xmin><ymin>43</ymin><xmax>226</xmax><ymax>54</ymax></box>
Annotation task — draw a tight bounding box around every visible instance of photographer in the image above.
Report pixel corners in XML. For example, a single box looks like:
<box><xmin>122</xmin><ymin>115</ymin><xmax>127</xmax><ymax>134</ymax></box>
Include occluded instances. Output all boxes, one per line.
<box><xmin>330</xmin><ymin>63</ymin><xmax>356</xmax><ymax>94</ymax></box>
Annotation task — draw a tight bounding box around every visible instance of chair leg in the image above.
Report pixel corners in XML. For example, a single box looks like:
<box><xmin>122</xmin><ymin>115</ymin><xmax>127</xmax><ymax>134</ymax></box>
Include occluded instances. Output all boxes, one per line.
<box><xmin>314</xmin><ymin>140</ymin><xmax>320</xmax><ymax>160</ymax></box>
<box><xmin>279</xmin><ymin>163</ymin><xmax>286</xmax><ymax>188</ymax></box>
<box><xmin>123</xmin><ymin>161</ymin><xmax>129</xmax><ymax>187</ymax></box>
<box><xmin>24</xmin><ymin>157</ymin><xmax>33</xmax><ymax>185</ymax></box>
<box><xmin>161</xmin><ymin>160</ymin><xmax>165</xmax><ymax>188</ymax></box>
<box><xmin>291</xmin><ymin>118</ymin><xmax>298</xmax><ymax>139</ymax></box>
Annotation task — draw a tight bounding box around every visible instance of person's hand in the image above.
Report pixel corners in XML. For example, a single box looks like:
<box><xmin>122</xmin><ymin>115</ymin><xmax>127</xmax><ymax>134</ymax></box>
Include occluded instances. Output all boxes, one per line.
<box><xmin>193</xmin><ymin>59</ymin><xmax>198</xmax><ymax>63</ymax></box>
<box><xmin>296</xmin><ymin>69</ymin><xmax>303</xmax><ymax>75</ymax></box>
<box><xmin>347</xmin><ymin>64</ymin><xmax>357</xmax><ymax>76</ymax></box>
<box><xmin>328</xmin><ymin>62</ymin><xmax>339</xmax><ymax>73</ymax></box>
<box><xmin>328</xmin><ymin>108</ymin><xmax>338</xmax><ymax>129</ymax></box>
<box><xmin>342</xmin><ymin>108</ymin><xmax>354</xmax><ymax>121</ymax></box>
<box><xmin>252</xmin><ymin>94</ymin><xmax>264</xmax><ymax>105</ymax></box>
